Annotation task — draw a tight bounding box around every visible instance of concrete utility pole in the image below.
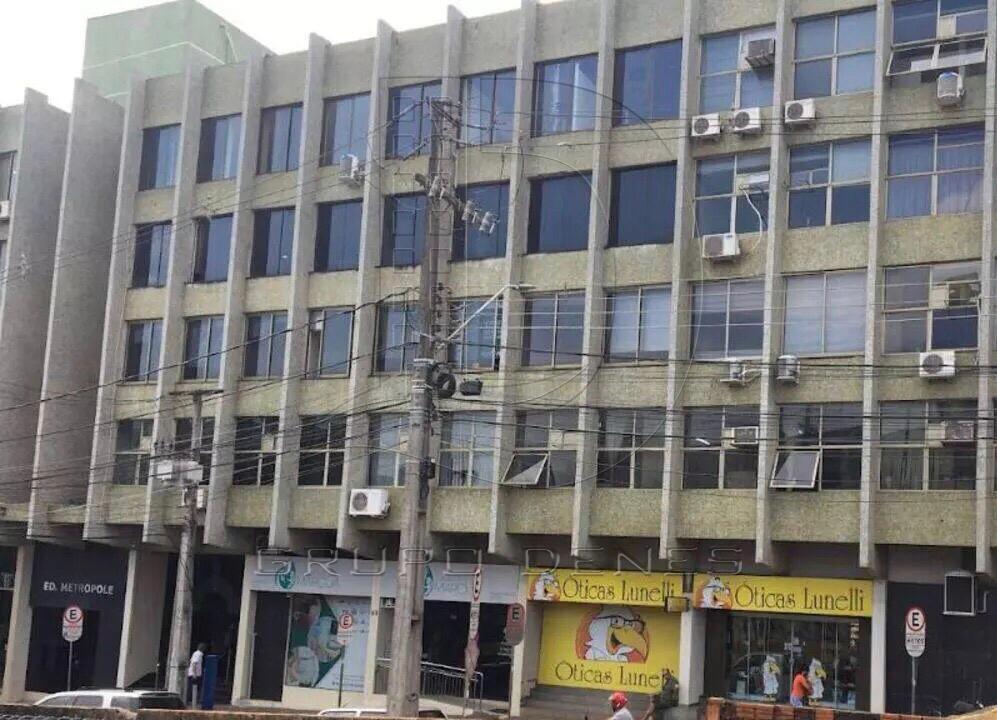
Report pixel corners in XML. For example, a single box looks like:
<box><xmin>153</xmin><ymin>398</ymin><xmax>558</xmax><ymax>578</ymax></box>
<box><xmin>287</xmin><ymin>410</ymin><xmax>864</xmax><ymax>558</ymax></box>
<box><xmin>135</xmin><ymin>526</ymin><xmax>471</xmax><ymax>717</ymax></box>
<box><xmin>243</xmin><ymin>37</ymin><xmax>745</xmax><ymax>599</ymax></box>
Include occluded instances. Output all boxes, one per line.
<box><xmin>386</xmin><ymin>97</ymin><xmax>458</xmax><ymax>718</ymax></box>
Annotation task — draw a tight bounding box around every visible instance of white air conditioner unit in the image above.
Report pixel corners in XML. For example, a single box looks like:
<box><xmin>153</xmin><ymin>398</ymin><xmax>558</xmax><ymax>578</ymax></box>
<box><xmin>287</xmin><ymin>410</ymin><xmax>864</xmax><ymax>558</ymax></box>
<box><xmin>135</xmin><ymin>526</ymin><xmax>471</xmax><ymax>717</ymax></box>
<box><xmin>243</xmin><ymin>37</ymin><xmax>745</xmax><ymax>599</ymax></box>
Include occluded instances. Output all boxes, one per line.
<box><xmin>930</xmin><ymin>280</ymin><xmax>980</xmax><ymax>309</ymax></box>
<box><xmin>338</xmin><ymin>153</ymin><xmax>364</xmax><ymax>186</ymax></box>
<box><xmin>919</xmin><ymin>350</ymin><xmax>956</xmax><ymax>380</ymax></box>
<box><xmin>720</xmin><ymin>359</ymin><xmax>748</xmax><ymax>386</ymax></box>
<box><xmin>784</xmin><ymin>98</ymin><xmax>816</xmax><ymax>126</ymax></box>
<box><xmin>195</xmin><ymin>485</ymin><xmax>208</xmax><ymax>510</ymax></box>
<box><xmin>349</xmin><ymin>488</ymin><xmax>391</xmax><ymax>518</ymax></box>
<box><xmin>723</xmin><ymin>425</ymin><xmax>760</xmax><ymax>447</ymax></box>
<box><xmin>776</xmin><ymin>355</ymin><xmax>800</xmax><ymax>384</ymax></box>
<box><xmin>736</xmin><ymin>171</ymin><xmax>770</xmax><ymax>193</ymax></box>
<box><xmin>944</xmin><ymin>570</ymin><xmax>978</xmax><ymax>616</ymax></box>
<box><xmin>0</xmin><ymin>201</ymin><xmax>10</xmax><ymax>221</ymax></box>
<box><xmin>937</xmin><ymin>72</ymin><xmax>965</xmax><ymax>107</ymax></box>
<box><xmin>938</xmin><ymin>14</ymin><xmax>958</xmax><ymax>39</ymax></box>
<box><xmin>261</xmin><ymin>431</ymin><xmax>280</xmax><ymax>454</ymax></box>
<box><xmin>702</xmin><ymin>233</ymin><xmax>740</xmax><ymax>262</ymax></box>
<box><xmin>731</xmin><ymin>107</ymin><xmax>763</xmax><ymax>134</ymax></box>
<box><xmin>927</xmin><ymin>419</ymin><xmax>975</xmax><ymax>446</ymax></box>
<box><xmin>744</xmin><ymin>38</ymin><xmax>776</xmax><ymax>68</ymax></box>
<box><xmin>691</xmin><ymin>113</ymin><xmax>722</xmax><ymax>140</ymax></box>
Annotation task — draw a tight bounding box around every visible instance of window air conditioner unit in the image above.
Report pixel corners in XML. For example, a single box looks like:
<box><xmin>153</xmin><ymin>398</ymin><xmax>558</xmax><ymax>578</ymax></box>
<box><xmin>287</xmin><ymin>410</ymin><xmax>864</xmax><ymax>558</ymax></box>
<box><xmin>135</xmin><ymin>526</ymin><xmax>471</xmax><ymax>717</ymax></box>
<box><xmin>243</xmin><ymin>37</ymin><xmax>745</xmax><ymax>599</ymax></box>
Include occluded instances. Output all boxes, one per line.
<box><xmin>919</xmin><ymin>350</ymin><xmax>956</xmax><ymax>380</ymax></box>
<box><xmin>0</xmin><ymin>200</ymin><xmax>10</xmax><ymax>221</ymax></box>
<box><xmin>938</xmin><ymin>14</ymin><xmax>958</xmax><ymax>39</ymax></box>
<box><xmin>776</xmin><ymin>355</ymin><xmax>801</xmax><ymax>384</ymax></box>
<box><xmin>349</xmin><ymin>488</ymin><xmax>391</xmax><ymax>518</ymax></box>
<box><xmin>339</xmin><ymin>153</ymin><xmax>364</xmax><ymax>186</ymax></box>
<box><xmin>691</xmin><ymin>113</ymin><xmax>722</xmax><ymax>140</ymax></box>
<box><xmin>944</xmin><ymin>570</ymin><xmax>977</xmax><ymax>616</ymax></box>
<box><xmin>723</xmin><ymin>425</ymin><xmax>760</xmax><ymax>448</ymax></box>
<box><xmin>702</xmin><ymin>233</ymin><xmax>740</xmax><ymax>262</ymax></box>
<box><xmin>930</xmin><ymin>280</ymin><xmax>980</xmax><ymax>309</ymax></box>
<box><xmin>937</xmin><ymin>72</ymin><xmax>965</xmax><ymax>107</ymax></box>
<box><xmin>784</xmin><ymin>98</ymin><xmax>816</xmax><ymax>126</ymax></box>
<box><xmin>261</xmin><ymin>431</ymin><xmax>280</xmax><ymax>454</ymax></box>
<box><xmin>195</xmin><ymin>486</ymin><xmax>208</xmax><ymax>510</ymax></box>
<box><xmin>744</xmin><ymin>38</ymin><xmax>776</xmax><ymax>68</ymax></box>
<box><xmin>736</xmin><ymin>172</ymin><xmax>770</xmax><ymax>193</ymax></box>
<box><xmin>549</xmin><ymin>428</ymin><xmax>579</xmax><ymax>450</ymax></box>
<box><xmin>731</xmin><ymin>106</ymin><xmax>763</xmax><ymax>134</ymax></box>
<box><xmin>927</xmin><ymin>419</ymin><xmax>976</xmax><ymax>446</ymax></box>
<box><xmin>720</xmin><ymin>359</ymin><xmax>748</xmax><ymax>386</ymax></box>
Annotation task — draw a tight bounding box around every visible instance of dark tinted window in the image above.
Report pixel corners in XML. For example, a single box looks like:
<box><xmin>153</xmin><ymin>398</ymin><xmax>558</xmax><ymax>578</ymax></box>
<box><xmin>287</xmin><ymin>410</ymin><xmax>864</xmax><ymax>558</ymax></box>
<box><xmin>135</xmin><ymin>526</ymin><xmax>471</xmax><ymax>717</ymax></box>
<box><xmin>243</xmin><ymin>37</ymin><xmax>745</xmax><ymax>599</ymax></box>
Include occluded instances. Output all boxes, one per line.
<box><xmin>133</xmin><ymin>222</ymin><xmax>171</xmax><ymax>288</ymax></box>
<box><xmin>124</xmin><ymin>320</ymin><xmax>162</xmax><ymax>381</ymax></box>
<box><xmin>462</xmin><ymin>69</ymin><xmax>516</xmax><ymax>145</ymax></box>
<box><xmin>183</xmin><ymin>316</ymin><xmax>224</xmax><ymax>380</ymax></box>
<box><xmin>528</xmin><ymin>174</ymin><xmax>591</xmax><ymax>253</ymax></box>
<box><xmin>382</xmin><ymin>194</ymin><xmax>427</xmax><ymax>267</ymax></box>
<box><xmin>453</xmin><ymin>183</ymin><xmax>508</xmax><ymax>260</ymax></box>
<box><xmin>610</xmin><ymin>164</ymin><xmax>676</xmax><ymax>246</ymax></box>
<box><xmin>258</xmin><ymin>104</ymin><xmax>302</xmax><ymax>174</ymax></box>
<box><xmin>387</xmin><ymin>82</ymin><xmax>441</xmax><ymax>158</ymax></box>
<box><xmin>614</xmin><ymin>41</ymin><xmax>682</xmax><ymax>125</ymax></box>
<box><xmin>0</xmin><ymin>152</ymin><xmax>14</xmax><ymax>201</ymax></box>
<box><xmin>321</xmin><ymin>93</ymin><xmax>370</xmax><ymax>165</ymax></box>
<box><xmin>315</xmin><ymin>201</ymin><xmax>362</xmax><ymax>272</ymax></box>
<box><xmin>197</xmin><ymin>114</ymin><xmax>241</xmax><ymax>181</ymax></box>
<box><xmin>192</xmin><ymin>215</ymin><xmax>232</xmax><ymax>283</ymax></box>
<box><xmin>244</xmin><ymin>312</ymin><xmax>287</xmax><ymax>377</ymax></box>
<box><xmin>139</xmin><ymin>124</ymin><xmax>180</xmax><ymax>190</ymax></box>
<box><xmin>251</xmin><ymin>208</ymin><xmax>294</xmax><ymax>277</ymax></box>
<box><xmin>522</xmin><ymin>292</ymin><xmax>585</xmax><ymax>367</ymax></box>
<box><xmin>534</xmin><ymin>55</ymin><xmax>598</xmax><ymax>136</ymax></box>
<box><xmin>376</xmin><ymin>304</ymin><xmax>421</xmax><ymax>372</ymax></box>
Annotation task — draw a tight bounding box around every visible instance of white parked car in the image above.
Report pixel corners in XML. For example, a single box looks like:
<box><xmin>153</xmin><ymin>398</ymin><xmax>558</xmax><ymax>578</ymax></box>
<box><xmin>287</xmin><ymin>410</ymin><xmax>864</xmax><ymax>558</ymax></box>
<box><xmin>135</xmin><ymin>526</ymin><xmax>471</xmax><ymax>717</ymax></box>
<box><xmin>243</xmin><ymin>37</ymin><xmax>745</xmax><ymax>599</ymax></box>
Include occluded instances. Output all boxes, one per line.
<box><xmin>318</xmin><ymin>707</ymin><xmax>448</xmax><ymax>719</ymax></box>
<box><xmin>35</xmin><ymin>689</ymin><xmax>186</xmax><ymax>710</ymax></box>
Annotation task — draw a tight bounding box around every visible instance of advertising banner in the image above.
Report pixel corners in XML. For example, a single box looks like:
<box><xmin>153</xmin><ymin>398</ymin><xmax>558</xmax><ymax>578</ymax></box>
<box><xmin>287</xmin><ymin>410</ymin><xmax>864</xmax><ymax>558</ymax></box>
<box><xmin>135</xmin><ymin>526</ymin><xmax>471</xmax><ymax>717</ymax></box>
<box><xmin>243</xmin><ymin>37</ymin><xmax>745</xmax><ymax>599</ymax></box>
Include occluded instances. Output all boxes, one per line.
<box><xmin>691</xmin><ymin>574</ymin><xmax>873</xmax><ymax>617</ymax></box>
<box><xmin>284</xmin><ymin>595</ymin><xmax>370</xmax><ymax>692</ymax></box>
<box><xmin>538</xmin><ymin>602</ymin><xmax>680</xmax><ymax>693</ymax></box>
<box><xmin>527</xmin><ymin>569</ymin><xmax>684</xmax><ymax>608</ymax></box>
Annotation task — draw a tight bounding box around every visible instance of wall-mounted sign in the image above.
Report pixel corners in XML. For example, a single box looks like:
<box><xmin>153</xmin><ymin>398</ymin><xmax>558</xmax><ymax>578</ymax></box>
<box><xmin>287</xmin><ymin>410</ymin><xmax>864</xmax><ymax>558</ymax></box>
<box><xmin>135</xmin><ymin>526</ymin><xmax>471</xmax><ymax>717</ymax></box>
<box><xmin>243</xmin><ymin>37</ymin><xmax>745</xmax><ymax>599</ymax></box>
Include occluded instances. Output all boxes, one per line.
<box><xmin>527</xmin><ymin>569</ymin><xmax>684</xmax><ymax>608</ymax></box>
<box><xmin>691</xmin><ymin>574</ymin><xmax>873</xmax><ymax>617</ymax></box>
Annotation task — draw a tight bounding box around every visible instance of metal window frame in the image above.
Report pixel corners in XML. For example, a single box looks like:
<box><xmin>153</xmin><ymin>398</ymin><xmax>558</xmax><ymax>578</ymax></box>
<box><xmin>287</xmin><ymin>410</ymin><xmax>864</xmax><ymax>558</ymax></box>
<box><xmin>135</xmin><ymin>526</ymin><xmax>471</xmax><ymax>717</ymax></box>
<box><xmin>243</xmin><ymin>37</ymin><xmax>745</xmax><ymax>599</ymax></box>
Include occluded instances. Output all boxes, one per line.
<box><xmin>793</xmin><ymin>10</ymin><xmax>876</xmax><ymax>97</ymax></box>
<box><xmin>605</xmin><ymin>285</ymin><xmax>672</xmax><ymax>363</ymax></box>
<box><xmin>596</xmin><ymin>409</ymin><xmax>668</xmax><ymax>489</ymax></box>
<box><xmin>775</xmin><ymin>403</ymin><xmax>863</xmax><ymax>489</ymax></box>
<box><xmin>699</xmin><ymin>26</ymin><xmax>777</xmax><ymax>113</ymax></box>
<box><xmin>695</xmin><ymin>152</ymin><xmax>770</xmax><ymax>236</ymax></box>
<box><xmin>305</xmin><ymin>306</ymin><xmax>353</xmax><ymax>378</ymax></box>
<box><xmin>440</xmin><ymin>412</ymin><xmax>496</xmax><ymax>487</ymax></box>
<box><xmin>449</xmin><ymin>298</ymin><xmax>502</xmax><ymax>371</ymax></box>
<box><xmin>882</xmin><ymin>261</ymin><xmax>980</xmax><ymax>353</ymax></box>
<box><xmin>460</xmin><ymin>69</ymin><xmax>516</xmax><ymax>146</ymax></box>
<box><xmin>682</xmin><ymin>406</ymin><xmax>760</xmax><ymax>489</ymax></box>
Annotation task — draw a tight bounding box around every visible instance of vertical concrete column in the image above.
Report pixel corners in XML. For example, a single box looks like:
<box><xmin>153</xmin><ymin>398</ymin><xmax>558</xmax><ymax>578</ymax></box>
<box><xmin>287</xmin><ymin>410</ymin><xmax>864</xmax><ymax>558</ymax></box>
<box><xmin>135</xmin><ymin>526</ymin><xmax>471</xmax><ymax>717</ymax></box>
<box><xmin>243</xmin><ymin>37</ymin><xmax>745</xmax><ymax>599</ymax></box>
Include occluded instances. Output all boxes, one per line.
<box><xmin>146</xmin><ymin>60</ymin><xmax>206</xmax><ymax>545</ymax></box>
<box><xmin>84</xmin><ymin>77</ymin><xmax>146</xmax><ymax>542</ymax></box>
<box><xmin>677</xmin><ymin>608</ymin><xmax>705</xmax><ymax>705</ymax></box>
<box><xmin>572</xmin><ymin>0</ymin><xmax>616</xmax><ymax>559</ymax></box>
<box><xmin>270</xmin><ymin>35</ymin><xmax>329</xmax><ymax>551</ymax></box>
<box><xmin>230</xmin><ymin>555</ymin><xmax>257</xmax><ymax>704</ymax></box>
<box><xmin>869</xmin><ymin>579</ymin><xmax>887</xmax><ymax>713</ymax></box>
<box><xmin>363</xmin><ymin>573</ymin><xmax>382</xmax><ymax>697</ymax></box>
<box><xmin>205</xmin><ymin>57</ymin><xmax>263</xmax><ymax>549</ymax></box>
<box><xmin>1</xmin><ymin>543</ymin><xmax>33</xmax><ymax>701</ymax></box>
<box><xmin>859</xmin><ymin>0</ymin><xmax>892</xmax><ymax>573</ymax></box>
<box><xmin>659</xmin><ymin>0</ymin><xmax>700</xmax><ymax>557</ymax></box>
<box><xmin>489</xmin><ymin>0</ymin><xmax>537</xmax><ymax>559</ymax></box>
<box><xmin>337</xmin><ymin>21</ymin><xmax>394</xmax><ymax>556</ymax></box>
<box><xmin>974</xmin><ymin>0</ymin><xmax>997</xmax><ymax>576</ymax></box>
<box><xmin>117</xmin><ymin>549</ymin><xmax>169</xmax><ymax>687</ymax></box>
<box><xmin>754</xmin><ymin>0</ymin><xmax>791</xmax><ymax>569</ymax></box>
<box><xmin>510</xmin><ymin>570</ymin><xmax>538</xmax><ymax>715</ymax></box>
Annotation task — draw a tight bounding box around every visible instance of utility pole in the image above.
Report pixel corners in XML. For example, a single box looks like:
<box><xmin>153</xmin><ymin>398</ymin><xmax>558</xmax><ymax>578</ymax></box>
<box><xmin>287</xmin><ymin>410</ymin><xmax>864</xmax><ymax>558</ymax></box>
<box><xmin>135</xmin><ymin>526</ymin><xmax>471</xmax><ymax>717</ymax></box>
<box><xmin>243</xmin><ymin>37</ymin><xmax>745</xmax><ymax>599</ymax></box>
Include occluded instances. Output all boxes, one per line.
<box><xmin>386</xmin><ymin>97</ymin><xmax>458</xmax><ymax>718</ymax></box>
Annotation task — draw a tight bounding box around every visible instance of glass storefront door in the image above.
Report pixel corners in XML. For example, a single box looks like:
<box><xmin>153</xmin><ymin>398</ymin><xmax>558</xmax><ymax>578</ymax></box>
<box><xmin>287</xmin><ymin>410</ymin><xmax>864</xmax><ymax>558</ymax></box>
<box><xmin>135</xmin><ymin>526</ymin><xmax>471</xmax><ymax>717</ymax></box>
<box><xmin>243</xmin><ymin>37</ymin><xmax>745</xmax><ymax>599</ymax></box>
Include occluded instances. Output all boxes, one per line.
<box><xmin>725</xmin><ymin>614</ymin><xmax>862</xmax><ymax>709</ymax></box>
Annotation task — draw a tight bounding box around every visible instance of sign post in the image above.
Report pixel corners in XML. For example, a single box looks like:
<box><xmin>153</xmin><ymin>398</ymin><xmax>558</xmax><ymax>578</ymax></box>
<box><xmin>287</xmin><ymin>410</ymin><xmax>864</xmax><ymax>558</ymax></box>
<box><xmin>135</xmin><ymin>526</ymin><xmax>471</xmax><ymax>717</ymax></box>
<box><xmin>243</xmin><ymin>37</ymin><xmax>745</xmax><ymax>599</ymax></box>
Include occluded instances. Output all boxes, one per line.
<box><xmin>464</xmin><ymin>565</ymin><xmax>483</xmax><ymax>709</ymax></box>
<box><xmin>62</xmin><ymin>605</ymin><xmax>83</xmax><ymax>691</ymax></box>
<box><xmin>905</xmin><ymin>606</ymin><xmax>926</xmax><ymax>715</ymax></box>
<box><xmin>336</xmin><ymin>611</ymin><xmax>354</xmax><ymax>709</ymax></box>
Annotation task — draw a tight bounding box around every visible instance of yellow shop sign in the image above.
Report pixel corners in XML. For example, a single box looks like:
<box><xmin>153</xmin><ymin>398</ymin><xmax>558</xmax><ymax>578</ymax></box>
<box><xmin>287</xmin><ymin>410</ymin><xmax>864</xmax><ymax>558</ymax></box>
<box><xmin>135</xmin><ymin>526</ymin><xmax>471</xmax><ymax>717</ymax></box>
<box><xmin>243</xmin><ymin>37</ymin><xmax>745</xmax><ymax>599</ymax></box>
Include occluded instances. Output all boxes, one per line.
<box><xmin>692</xmin><ymin>574</ymin><xmax>873</xmax><ymax>617</ymax></box>
<box><xmin>537</xmin><ymin>602</ymin><xmax>681</xmax><ymax>693</ymax></box>
<box><xmin>528</xmin><ymin>569</ymin><xmax>683</xmax><ymax>608</ymax></box>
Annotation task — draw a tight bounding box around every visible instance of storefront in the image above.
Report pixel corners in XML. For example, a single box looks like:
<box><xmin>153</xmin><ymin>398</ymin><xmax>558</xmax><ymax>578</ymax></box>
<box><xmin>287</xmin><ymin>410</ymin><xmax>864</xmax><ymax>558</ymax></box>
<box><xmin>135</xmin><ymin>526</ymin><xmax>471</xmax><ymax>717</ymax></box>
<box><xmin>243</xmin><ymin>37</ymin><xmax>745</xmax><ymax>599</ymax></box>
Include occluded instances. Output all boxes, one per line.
<box><xmin>698</xmin><ymin>574</ymin><xmax>873</xmax><ymax>710</ymax></box>
<box><xmin>529</xmin><ymin>569</ymin><xmax>684</xmax><ymax>694</ymax></box>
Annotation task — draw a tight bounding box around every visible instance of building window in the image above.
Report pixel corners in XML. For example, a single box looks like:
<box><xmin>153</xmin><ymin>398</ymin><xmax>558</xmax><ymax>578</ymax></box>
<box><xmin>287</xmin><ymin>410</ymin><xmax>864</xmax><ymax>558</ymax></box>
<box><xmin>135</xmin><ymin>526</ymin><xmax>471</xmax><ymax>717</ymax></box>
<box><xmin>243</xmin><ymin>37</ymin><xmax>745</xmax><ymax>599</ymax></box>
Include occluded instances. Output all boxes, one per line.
<box><xmin>192</xmin><ymin>215</ymin><xmax>232</xmax><ymax>283</ymax></box>
<box><xmin>440</xmin><ymin>411</ymin><xmax>496</xmax><ymax>487</ymax></box>
<box><xmin>175</xmin><ymin>417</ymin><xmax>215</xmax><ymax>484</ymax></box>
<box><xmin>382</xmin><ymin>194</ymin><xmax>427</xmax><ymax>267</ymax></box>
<box><xmin>789</xmin><ymin>139</ymin><xmax>871</xmax><ymax>228</ymax></box>
<box><xmin>462</xmin><ymin>70</ymin><xmax>515</xmax><ymax>146</ymax></box>
<box><xmin>533</xmin><ymin>55</ymin><xmax>599</xmax><ymax>136</ymax></box>
<box><xmin>597</xmin><ymin>409</ymin><xmax>667</xmax><ymax>488</ymax></box>
<box><xmin>784</xmin><ymin>271</ymin><xmax>866</xmax><ymax>355</ymax></box>
<box><xmin>606</xmin><ymin>286</ymin><xmax>671</xmax><ymax>362</ymax></box>
<box><xmin>113</xmin><ymin>419</ymin><xmax>153</xmax><ymax>485</ymax></box>
<box><xmin>183</xmin><ymin>315</ymin><xmax>224</xmax><ymax>381</ymax></box>
<box><xmin>306</xmin><ymin>307</ymin><xmax>353</xmax><ymax>377</ymax></box>
<box><xmin>197</xmin><ymin>114</ymin><xmax>241</xmax><ymax>182</ymax></box>
<box><xmin>893</xmin><ymin>0</ymin><xmax>986</xmax><ymax>44</ymax></box>
<box><xmin>124</xmin><ymin>319</ymin><xmax>162</xmax><ymax>381</ymax></box>
<box><xmin>503</xmin><ymin>410</ymin><xmax>579</xmax><ymax>487</ymax></box>
<box><xmin>700</xmin><ymin>27</ymin><xmax>776</xmax><ymax>113</ymax></box>
<box><xmin>453</xmin><ymin>183</ymin><xmax>508</xmax><ymax>260</ymax></box>
<box><xmin>233</xmin><ymin>416</ymin><xmax>280</xmax><ymax>485</ymax></box>
<box><xmin>522</xmin><ymin>292</ymin><xmax>585</xmax><ymax>367</ymax></box>
<box><xmin>320</xmin><ymin>93</ymin><xmax>370</xmax><ymax>166</ymax></box>
<box><xmin>695</xmin><ymin>152</ymin><xmax>769</xmax><ymax>236</ymax></box>
<box><xmin>315</xmin><ymin>200</ymin><xmax>362</xmax><ymax>272</ymax></box>
<box><xmin>691</xmin><ymin>279</ymin><xmax>765</xmax><ymax>359</ymax></box>
<box><xmin>258</xmin><ymin>104</ymin><xmax>302</xmax><ymax>174</ymax></box>
<box><xmin>683</xmin><ymin>406</ymin><xmax>760</xmax><ymax>489</ymax></box>
<box><xmin>448</xmin><ymin>298</ymin><xmax>502</xmax><ymax>371</ymax></box>
<box><xmin>794</xmin><ymin>10</ymin><xmax>875</xmax><ymax>99</ymax></box>
<box><xmin>887</xmin><ymin>125</ymin><xmax>984</xmax><ymax>219</ymax></box>
<box><xmin>614</xmin><ymin>40</ymin><xmax>682</xmax><ymax>125</ymax></box>
<box><xmin>132</xmin><ymin>223</ymin><xmax>171</xmax><ymax>288</ymax></box>
<box><xmin>139</xmin><ymin>124</ymin><xmax>180</xmax><ymax>190</ymax></box>
<box><xmin>369</xmin><ymin>414</ymin><xmax>408</xmax><ymax>486</ymax></box>
<box><xmin>772</xmin><ymin>404</ymin><xmax>862</xmax><ymax>490</ymax></box>
<box><xmin>386</xmin><ymin>82</ymin><xmax>441</xmax><ymax>158</ymax></box>
<box><xmin>528</xmin><ymin>174</ymin><xmax>591</xmax><ymax>253</ymax></box>
<box><xmin>0</xmin><ymin>152</ymin><xmax>15</xmax><ymax>201</ymax></box>
<box><xmin>299</xmin><ymin>415</ymin><xmax>347</xmax><ymax>486</ymax></box>
<box><xmin>244</xmin><ymin>312</ymin><xmax>287</xmax><ymax>378</ymax></box>
<box><xmin>883</xmin><ymin>262</ymin><xmax>979</xmax><ymax>353</ymax></box>
<box><xmin>375</xmin><ymin>303</ymin><xmax>421</xmax><ymax>373</ymax></box>
<box><xmin>251</xmin><ymin>208</ymin><xmax>294</xmax><ymax>277</ymax></box>
<box><xmin>881</xmin><ymin>400</ymin><xmax>976</xmax><ymax>490</ymax></box>
<box><xmin>610</xmin><ymin>164</ymin><xmax>677</xmax><ymax>246</ymax></box>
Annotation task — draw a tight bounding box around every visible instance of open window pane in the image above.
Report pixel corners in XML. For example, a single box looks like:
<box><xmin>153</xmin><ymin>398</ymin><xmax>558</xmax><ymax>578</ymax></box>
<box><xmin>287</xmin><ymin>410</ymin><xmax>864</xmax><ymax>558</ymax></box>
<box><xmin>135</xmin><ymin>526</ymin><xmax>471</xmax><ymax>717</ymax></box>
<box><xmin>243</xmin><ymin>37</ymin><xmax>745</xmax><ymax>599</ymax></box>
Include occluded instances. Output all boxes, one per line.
<box><xmin>771</xmin><ymin>450</ymin><xmax>820</xmax><ymax>488</ymax></box>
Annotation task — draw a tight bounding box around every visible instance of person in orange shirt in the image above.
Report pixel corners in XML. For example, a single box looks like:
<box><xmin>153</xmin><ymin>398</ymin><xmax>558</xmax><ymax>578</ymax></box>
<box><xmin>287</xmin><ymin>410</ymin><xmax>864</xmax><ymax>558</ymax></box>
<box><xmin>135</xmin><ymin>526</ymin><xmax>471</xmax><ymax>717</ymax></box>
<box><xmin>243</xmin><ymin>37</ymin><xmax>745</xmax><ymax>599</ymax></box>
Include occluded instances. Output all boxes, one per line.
<box><xmin>790</xmin><ymin>664</ymin><xmax>813</xmax><ymax>708</ymax></box>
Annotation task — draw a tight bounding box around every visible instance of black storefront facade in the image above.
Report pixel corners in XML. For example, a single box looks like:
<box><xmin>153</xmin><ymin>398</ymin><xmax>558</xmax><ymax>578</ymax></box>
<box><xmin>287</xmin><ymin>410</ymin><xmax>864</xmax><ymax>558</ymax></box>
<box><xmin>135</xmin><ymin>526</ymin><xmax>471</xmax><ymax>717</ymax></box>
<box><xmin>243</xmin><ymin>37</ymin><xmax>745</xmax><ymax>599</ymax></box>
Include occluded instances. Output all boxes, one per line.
<box><xmin>26</xmin><ymin>545</ymin><xmax>128</xmax><ymax>693</ymax></box>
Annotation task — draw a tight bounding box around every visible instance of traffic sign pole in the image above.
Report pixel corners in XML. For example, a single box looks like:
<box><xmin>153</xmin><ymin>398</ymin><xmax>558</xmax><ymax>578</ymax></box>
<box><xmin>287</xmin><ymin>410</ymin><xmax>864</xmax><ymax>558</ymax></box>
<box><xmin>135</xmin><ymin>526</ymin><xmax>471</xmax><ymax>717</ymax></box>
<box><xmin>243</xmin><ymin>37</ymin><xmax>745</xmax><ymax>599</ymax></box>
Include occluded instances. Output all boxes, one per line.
<box><xmin>904</xmin><ymin>606</ymin><xmax>927</xmax><ymax>715</ymax></box>
<box><xmin>62</xmin><ymin>605</ymin><xmax>84</xmax><ymax>691</ymax></box>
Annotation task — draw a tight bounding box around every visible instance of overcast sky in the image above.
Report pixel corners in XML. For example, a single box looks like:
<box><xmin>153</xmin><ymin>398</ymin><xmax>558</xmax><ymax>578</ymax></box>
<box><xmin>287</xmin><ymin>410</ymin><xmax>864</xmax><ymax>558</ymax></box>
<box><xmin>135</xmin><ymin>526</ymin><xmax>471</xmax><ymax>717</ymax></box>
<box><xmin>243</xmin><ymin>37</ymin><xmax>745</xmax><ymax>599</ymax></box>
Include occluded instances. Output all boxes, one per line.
<box><xmin>1</xmin><ymin>0</ymin><xmax>521</xmax><ymax>110</ymax></box>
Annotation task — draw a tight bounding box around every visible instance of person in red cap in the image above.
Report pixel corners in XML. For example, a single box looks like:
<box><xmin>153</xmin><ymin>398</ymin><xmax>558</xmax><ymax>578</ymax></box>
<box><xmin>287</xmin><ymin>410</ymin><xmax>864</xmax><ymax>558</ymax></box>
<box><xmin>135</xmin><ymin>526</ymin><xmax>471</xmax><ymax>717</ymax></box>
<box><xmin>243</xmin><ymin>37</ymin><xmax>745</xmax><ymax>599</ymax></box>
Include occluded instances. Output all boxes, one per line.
<box><xmin>609</xmin><ymin>692</ymin><xmax>634</xmax><ymax>720</ymax></box>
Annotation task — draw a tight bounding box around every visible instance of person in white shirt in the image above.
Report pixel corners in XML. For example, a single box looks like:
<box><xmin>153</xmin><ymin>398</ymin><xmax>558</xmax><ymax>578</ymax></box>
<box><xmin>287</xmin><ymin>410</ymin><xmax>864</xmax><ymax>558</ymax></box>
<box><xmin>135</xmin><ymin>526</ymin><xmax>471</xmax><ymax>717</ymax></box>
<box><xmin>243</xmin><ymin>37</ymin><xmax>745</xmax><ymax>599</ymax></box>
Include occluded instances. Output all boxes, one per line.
<box><xmin>609</xmin><ymin>692</ymin><xmax>634</xmax><ymax>720</ymax></box>
<box><xmin>187</xmin><ymin>643</ymin><xmax>206</xmax><ymax>708</ymax></box>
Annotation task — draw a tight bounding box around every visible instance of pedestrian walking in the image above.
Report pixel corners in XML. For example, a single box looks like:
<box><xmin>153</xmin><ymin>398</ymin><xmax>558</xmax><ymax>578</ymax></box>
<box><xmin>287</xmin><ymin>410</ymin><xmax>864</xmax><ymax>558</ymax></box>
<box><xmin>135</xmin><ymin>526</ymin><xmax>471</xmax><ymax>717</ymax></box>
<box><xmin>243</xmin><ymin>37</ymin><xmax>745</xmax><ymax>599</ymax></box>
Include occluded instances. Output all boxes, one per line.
<box><xmin>609</xmin><ymin>692</ymin><xmax>634</xmax><ymax>720</ymax></box>
<box><xmin>790</xmin><ymin>663</ymin><xmax>812</xmax><ymax>708</ymax></box>
<box><xmin>641</xmin><ymin>668</ymin><xmax>679</xmax><ymax>720</ymax></box>
<box><xmin>187</xmin><ymin>642</ymin><xmax>206</xmax><ymax>708</ymax></box>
